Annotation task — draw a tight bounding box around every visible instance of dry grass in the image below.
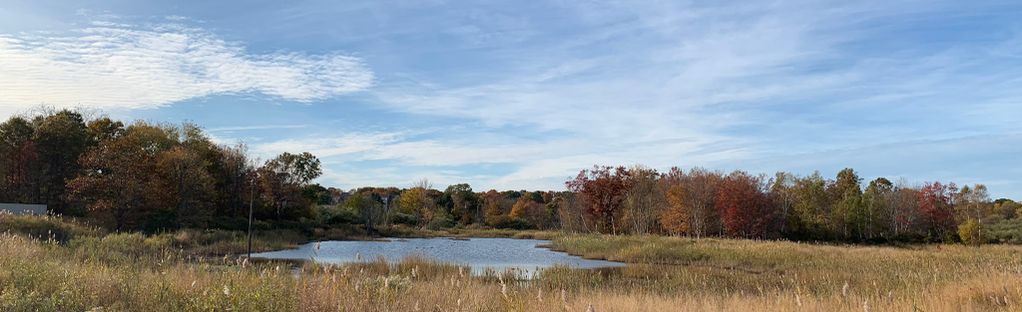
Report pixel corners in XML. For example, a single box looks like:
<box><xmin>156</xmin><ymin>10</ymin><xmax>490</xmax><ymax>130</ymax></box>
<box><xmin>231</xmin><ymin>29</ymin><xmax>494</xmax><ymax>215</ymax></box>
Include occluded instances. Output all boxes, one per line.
<box><xmin>1</xmin><ymin>217</ymin><xmax>1020</xmax><ymax>311</ymax></box>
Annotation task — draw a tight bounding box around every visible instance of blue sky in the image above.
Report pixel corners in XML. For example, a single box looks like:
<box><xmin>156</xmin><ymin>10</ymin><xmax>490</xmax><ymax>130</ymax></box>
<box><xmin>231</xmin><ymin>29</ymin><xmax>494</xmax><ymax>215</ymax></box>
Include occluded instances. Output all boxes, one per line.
<box><xmin>1</xmin><ymin>1</ymin><xmax>1020</xmax><ymax>197</ymax></box>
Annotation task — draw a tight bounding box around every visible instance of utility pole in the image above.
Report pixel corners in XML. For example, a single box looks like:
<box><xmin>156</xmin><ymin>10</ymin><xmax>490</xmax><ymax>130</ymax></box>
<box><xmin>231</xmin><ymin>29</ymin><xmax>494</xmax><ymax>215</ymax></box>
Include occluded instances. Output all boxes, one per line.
<box><xmin>247</xmin><ymin>174</ymin><xmax>255</xmax><ymax>260</ymax></box>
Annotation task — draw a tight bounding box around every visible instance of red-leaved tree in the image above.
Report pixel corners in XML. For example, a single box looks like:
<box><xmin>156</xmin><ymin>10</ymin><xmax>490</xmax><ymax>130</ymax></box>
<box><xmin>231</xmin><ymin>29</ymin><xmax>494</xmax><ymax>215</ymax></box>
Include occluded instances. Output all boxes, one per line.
<box><xmin>716</xmin><ymin>171</ymin><xmax>778</xmax><ymax>238</ymax></box>
<box><xmin>566</xmin><ymin>165</ymin><xmax>629</xmax><ymax>234</ymax></box>
<box><xmin>917</xmin><ymin>181</ymin><xmax>957</xmax><ymax>240</ymax></box>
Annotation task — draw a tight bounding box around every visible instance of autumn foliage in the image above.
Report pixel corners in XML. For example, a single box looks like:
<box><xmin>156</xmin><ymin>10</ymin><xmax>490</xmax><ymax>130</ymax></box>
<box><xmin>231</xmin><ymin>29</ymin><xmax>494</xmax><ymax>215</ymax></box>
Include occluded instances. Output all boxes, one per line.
<box><xmin>716</xmin><ymin>172</ymin><xmax>777</xmax><ymax>238</ymax></box>
<box><xmin>2</xmin><ymin>110</ymin><xmax>322</xmax><ymax>232</ymax></box>
<box><xmin>2</xmin><ymin>110</ymin><xmax>1020</xmax><ymax>244</ymax></box>
<box><xmin>565</xmin><ymin>166</ymin><xmax>629</xmax><ymax>234</ymax></box>
<box><xmin>917</xmin><ymin>181</ymin><xmax>958</xmax><ymax>239</ymax></box>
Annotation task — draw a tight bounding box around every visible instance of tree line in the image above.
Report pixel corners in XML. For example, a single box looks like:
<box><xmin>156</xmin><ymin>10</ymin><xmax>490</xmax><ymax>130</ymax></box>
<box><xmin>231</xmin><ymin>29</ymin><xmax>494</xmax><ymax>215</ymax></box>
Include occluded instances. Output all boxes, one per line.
<box><xmin>0</xmin><ymin>110</ymin><xmax>324</xmax><ymax>232</ymax></box>
<box><xmin>563</xmin><ymin>166</ymin><xmax>1020</xmax><ymax>244</ymax></box>
<box><xmin>2</xmin><ymin>110</ymin><xmax>1020</xmax><ymax>243</ymax></box>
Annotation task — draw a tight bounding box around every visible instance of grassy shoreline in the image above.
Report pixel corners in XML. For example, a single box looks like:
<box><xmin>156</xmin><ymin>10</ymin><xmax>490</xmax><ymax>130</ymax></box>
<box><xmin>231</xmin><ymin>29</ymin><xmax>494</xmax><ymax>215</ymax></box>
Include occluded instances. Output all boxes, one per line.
<box><xmin>2</xmin><ymin>215</ymin><xmax>1021</xmax><ymax>311</ymax></box>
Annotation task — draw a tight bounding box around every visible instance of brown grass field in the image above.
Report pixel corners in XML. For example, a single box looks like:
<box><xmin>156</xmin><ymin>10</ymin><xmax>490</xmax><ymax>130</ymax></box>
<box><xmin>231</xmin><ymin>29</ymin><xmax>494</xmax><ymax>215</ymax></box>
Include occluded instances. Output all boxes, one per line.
<box><xmin>1</xmin><ymin>214</ymin><xmax>1020</xmax><ymax>311</ymax></box>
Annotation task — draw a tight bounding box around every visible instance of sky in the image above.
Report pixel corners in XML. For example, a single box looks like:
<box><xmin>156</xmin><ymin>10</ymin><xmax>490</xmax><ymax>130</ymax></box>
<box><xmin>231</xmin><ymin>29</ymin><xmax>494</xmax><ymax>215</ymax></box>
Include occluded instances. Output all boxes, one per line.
<box><xmin>1</xmin><ymin>1</ymin><xmax>1020</xmax><ymax>198</ymax></box>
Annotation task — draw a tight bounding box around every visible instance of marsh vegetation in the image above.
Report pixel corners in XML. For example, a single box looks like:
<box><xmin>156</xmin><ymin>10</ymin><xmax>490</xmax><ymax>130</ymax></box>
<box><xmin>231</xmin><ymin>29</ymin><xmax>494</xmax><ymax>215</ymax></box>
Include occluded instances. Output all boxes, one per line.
<box><xmin>2</xmin><ymin>214</ymin><xmax>1020</xmax><ymax>311</ymax></box>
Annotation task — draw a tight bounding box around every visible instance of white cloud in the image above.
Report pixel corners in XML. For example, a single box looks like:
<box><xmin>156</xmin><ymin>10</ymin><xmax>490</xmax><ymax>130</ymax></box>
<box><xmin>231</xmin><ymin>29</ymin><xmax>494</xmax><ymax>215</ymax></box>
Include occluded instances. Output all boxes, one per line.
<box><xmin>207</xmin><ymin>124</ymin><xmax>309</xmax><ymax>132</ymax></box>
<box><xmin>250</xmin><ymin>130</ymin><xmax>748</xmax><ymax>191</ymax></box>
<box><xmin>0</xmin><ymin>21</ymin><xmax>373</xmax><ymax>110</ymax></box>
<box><xmin>250</xmin><ymin>132</ymin><xmax>401</xmax><ymax>160</ymax></box>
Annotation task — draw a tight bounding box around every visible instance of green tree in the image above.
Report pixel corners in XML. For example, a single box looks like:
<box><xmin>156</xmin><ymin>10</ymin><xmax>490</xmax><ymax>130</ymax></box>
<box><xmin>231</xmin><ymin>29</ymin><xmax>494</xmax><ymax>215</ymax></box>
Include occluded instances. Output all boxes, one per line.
<box><xmin>862</xmin><ymin>177</ymin><xmax>894</xmax><ymax>239</ymax></box>
<box><xmin>32</xmin><ymin>110</ymin><xmax>91</xmax><ymax>215</ymax></box>
<box><xmin>790</xmin><ymin>172</ymin><xmax>831</xmax><ymax>240</ymax></box>
<box><xmin>830</xmin><ymin>168</ymin><xmax>864</xmax><ymax>240</ymax></box>
<box><xmin>769</xmin><ymin>172</ymin><xmax>797</xmax><ymax>236</ymax></box>
<box><xmin>0</xmin><ymin>117</ymin><xmax>38</xmax><ymax>203</ymax></box>
<box><xmin>258</xmin><ymin>152</ymin><xmax>322</xmax><ymax>220</ymax></box>
<box><xmin>444</xmin><ymin>183</ymin><xmax>480</xmax><ymax>225</ymax></box>
<box><xmin>345</xmin><ymin>193</ymin><xmax>384</xmax><ymax>232</ymax></box>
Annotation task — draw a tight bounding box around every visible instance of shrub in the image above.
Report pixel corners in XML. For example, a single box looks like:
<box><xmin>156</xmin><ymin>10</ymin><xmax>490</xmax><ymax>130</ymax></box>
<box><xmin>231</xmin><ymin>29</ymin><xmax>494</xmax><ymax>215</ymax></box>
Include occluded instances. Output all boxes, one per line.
<box><xmin>325</xmin><ymin>209</ymin><xmax>359</xmax><ymax>225</ymax></box>
<box><xmin>487</xmin><ymin>216</ymin><xmax>535</xmax><ymax>230</ymax></box>
<box><xmin>985</xmin><ymin>217</ymin><xmax>1022</xmax><ymax>244</ymax></box>
<box><xmin>426</xmin><ymin>215</ymin><xmax>455</xmax><ymax>230</ymax></box>
<box><xmin>389</xmin><ymin>213</ymin><xmax>419</xmax><ymax>226</ymax></box>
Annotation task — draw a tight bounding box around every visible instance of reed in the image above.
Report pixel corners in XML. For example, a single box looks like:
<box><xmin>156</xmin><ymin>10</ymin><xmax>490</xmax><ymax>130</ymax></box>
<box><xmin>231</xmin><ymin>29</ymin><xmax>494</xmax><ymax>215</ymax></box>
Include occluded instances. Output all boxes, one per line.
<box><xmin>1</xmin><ymin>216</ymin><xmax>1020</xmax><ymax>311</ymax></box>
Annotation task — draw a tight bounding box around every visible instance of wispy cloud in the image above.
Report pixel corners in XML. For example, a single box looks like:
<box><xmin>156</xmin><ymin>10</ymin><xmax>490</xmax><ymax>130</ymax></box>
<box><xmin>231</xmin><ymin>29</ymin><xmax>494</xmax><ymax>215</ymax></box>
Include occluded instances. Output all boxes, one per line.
<box><xmin>250</xmin><ymin>130</ymin><xmax>748</xmax><ymax>190</ymax></box>
<box><xmin>0</xmin><ymin>21</ymin><xmax>373</xmax><ymax>110</ymax></box>
<box><xmin>351</xmin><ymin>0</ymin><xmax>1022</xmax><ymax>193</ymax></box>
<box><xmin>251</xmin><ymin>132</ymin><xmax>403</xmax><ymax>160</ymax></box>
<box><xmin>3</xmin><ymin>1</ymin><xmax>1020</xmax><ymax>196</ymax></box>
<box><xmin>207</xmin><ymin>124</ymin><xmax>309</xmax><ymax>132</ymax></box>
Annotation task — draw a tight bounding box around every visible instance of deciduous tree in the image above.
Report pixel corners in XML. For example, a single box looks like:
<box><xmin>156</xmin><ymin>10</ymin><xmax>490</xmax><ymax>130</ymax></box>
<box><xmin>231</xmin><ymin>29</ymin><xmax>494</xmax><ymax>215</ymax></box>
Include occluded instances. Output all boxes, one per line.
<box><xmin>716</xmin><ymin>171</ymin><xmax>777</xmax><ymax>238</ymax></box>
<box><xmin>917</xmin><ymin>181</ymin><xmax>958</xmax><ymax>240</ymax></box>
<box><xmin>621</xmin><ymin>166</ymin><xmax>662</xmax><ymax>234</ymax></box>
<box><xmin>566</xmin><ymin>165</ymin><xmax>629</xmax><ymax>234</ymax></box>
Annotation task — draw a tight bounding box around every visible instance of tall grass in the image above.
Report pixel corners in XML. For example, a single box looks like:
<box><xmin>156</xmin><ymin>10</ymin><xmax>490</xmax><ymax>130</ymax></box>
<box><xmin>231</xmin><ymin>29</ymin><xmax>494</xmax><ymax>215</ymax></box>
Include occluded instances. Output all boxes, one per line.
<box><xmin>1</xmin><ymin>216</ymin><xmax>1020</xmax><ymax>311</ymax></box>
<box><xmin>0</xmin><ymin>213</ymin><xmax>102</xmax><ymax>243</ymax></box>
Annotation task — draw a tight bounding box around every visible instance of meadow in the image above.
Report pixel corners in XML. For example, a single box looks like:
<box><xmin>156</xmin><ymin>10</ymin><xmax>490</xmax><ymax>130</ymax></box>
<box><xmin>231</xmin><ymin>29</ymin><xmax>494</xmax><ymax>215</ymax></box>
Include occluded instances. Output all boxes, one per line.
<box><xmin>1</xmin><ymin>214</ymin><xmax>1020</xmax><ymax>311</ymax></box>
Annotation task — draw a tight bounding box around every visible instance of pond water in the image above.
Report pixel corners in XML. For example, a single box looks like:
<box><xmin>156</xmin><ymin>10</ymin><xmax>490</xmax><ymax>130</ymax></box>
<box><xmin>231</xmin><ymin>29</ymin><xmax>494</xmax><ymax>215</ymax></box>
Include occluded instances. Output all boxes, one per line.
<box><xmin>251</xmin><ymin>237</ymin><xmax>624</xmax><ymax>275</ymax></box>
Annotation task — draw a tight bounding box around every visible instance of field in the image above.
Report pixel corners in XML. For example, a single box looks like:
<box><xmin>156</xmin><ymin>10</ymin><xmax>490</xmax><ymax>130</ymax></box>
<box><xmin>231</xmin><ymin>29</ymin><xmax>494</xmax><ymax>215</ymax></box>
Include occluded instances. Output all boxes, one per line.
<box><xmin>1</xmin><ymin>215</ymin><xmax>1020</xmax><ymax>311</ymax></box>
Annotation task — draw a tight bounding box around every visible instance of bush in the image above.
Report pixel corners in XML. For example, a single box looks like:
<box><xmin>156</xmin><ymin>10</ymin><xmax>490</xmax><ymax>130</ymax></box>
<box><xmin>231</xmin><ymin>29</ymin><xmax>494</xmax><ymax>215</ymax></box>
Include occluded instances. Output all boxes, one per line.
<box><xmin>985</xmin><ymin>217</ymin><xmax>1022</xmax><ymax>244</ymax></box>
<box><xmin>324</xmin><ymin>207</ymin><xmax>359</xmax><ymax>225</ymax></box>
<box><xmin>389</xmin><ymin>213</ymin><xmax>419</xmax><ymax>226</ymax></box>
<box><xmin>425</xmin><ymin>215</ymin><xmax>455</xmax><ymax>230</ymax></box>
<box><xmin>486</xmin><ymin>216</ymin><xmax>535</xmax><ymax>230</ymax></box>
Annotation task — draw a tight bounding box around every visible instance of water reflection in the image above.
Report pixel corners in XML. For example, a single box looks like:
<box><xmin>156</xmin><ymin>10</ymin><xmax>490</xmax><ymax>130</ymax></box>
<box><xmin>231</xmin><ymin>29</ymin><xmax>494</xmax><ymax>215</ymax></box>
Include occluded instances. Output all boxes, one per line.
<box><xmin>252</xmin><ymin>237</ymin><xmax>624</xmax><ymax>275</ymax></box>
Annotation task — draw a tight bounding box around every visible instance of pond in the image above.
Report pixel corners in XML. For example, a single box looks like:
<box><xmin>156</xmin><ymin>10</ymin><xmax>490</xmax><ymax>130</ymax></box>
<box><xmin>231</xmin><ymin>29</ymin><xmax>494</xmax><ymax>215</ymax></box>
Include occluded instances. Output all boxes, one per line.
<box><xmin>251</xmin><ymin>237</ymin><xmax>624</xmax><ymax>275</ymax></box>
